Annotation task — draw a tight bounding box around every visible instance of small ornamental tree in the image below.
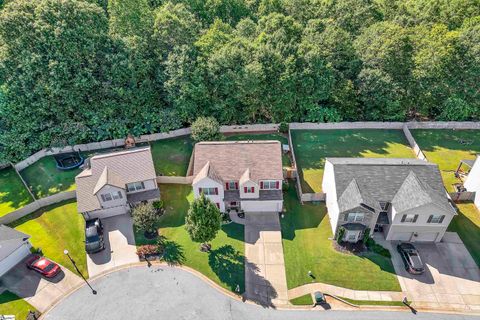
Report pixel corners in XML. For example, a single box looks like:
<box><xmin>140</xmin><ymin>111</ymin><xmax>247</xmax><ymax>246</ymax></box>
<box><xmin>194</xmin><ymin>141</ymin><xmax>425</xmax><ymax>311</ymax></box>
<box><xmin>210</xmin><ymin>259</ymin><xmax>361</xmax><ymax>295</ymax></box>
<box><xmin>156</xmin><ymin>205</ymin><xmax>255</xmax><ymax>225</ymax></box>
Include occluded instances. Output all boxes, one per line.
<box><xmin>336</xmin><ymin>227</ymin><xmax>346</xmax><ymax>244</ymax></box>
<box><xmin>191</xmin><ymin>116</ymin><xmax>221</xmax><ymax>142</ymax></box>
<box><xmin>185</xmin><ymin>193</ymin><xmax>221</xmax><ymax>250</ymax></box>
<box><xmin>132</xmin><ymin>202</ymin><xmax>159</xmax><ymax>238</ymax></box>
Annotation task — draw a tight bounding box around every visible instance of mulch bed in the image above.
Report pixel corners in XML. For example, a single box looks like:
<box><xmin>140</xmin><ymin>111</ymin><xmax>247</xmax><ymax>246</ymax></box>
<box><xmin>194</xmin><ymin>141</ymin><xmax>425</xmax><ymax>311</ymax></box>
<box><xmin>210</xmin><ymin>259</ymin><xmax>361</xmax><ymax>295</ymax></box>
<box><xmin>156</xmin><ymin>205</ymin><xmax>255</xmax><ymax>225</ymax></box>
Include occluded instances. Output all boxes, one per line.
<box><xmin>333</xmin><ymin>241</ymin><xmax>366</xmax><ymax>255</ymax></box>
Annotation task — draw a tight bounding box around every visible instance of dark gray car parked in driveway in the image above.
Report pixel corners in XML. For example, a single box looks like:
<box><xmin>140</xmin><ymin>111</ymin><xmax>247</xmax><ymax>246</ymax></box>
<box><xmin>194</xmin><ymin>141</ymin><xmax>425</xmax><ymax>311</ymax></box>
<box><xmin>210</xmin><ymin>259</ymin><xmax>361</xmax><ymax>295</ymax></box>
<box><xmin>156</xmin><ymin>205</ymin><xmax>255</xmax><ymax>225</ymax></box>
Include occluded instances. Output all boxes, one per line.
<box><xmin>397</xmin><ymin>242</ymin><xmax>425</xmax><ymax>275</ymax></box>
<box><xmin>85</xmin><ymin>218</ymin><xmax>105</xmax><ymax>254</ymax></box>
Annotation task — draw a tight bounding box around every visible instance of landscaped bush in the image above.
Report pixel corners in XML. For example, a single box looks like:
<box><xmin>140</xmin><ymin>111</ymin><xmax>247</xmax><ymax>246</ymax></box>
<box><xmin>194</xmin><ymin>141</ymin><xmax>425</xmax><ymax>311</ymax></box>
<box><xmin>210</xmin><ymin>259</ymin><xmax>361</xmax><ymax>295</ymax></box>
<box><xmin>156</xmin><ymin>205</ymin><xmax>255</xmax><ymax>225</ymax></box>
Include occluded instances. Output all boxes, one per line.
<box><xmin>136</xmin><ymin>245</ymin><xmax>161</xmax><ymax>258</ymax></box>
<box><xmin>366</xmin><ymin>238</ymin><xmax>391</xmax><ymax>258</ymax></box>
<box><xmin>336</xmin><ymin>227</ymin><xmax>345</xmax><ymax>244</ymax></box>
<box><xmin>132</xmin><ymin>202</ymin><xmax>161</xmax><ymax>239</ymax></box>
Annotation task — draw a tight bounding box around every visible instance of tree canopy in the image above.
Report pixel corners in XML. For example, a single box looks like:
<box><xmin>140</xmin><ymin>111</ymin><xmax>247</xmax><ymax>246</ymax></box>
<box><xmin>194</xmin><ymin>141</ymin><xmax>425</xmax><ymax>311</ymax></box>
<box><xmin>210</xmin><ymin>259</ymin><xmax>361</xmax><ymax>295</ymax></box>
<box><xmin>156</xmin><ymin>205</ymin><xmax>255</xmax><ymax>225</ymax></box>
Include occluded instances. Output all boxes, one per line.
<box><xmin>185</xmin><ymin>193</ymin><xmax>221</xmax><ymax>245</ymax></box>
<box><xmin>1</xmin><ymin>0</ymin><xmax>479</xmax><ymax>162</ymax></box>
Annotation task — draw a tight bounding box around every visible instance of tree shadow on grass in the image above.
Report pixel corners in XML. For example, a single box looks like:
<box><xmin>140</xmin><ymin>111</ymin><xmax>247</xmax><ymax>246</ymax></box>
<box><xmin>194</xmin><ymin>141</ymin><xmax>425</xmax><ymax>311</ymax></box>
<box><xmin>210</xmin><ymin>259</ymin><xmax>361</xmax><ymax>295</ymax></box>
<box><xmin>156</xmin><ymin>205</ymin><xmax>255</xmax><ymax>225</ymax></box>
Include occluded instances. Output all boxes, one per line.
<box><xmin>221</xmin><ymin>222</ymin><xmax>244</xmax><ymax>242</ymax></box>
<box><xmin>159</xmin><ymin>236</ymin><xmax>185</xmax><ymax>266</ymax></box>
<box><xmin>208</xmin><ymin>245</ymin><xmax>245</xmax><ymax>293</ymax></box>
<box><xmin>7</xmin><ymin>199</ymin><xmax>76</xmax><ymax>228</ymax></box>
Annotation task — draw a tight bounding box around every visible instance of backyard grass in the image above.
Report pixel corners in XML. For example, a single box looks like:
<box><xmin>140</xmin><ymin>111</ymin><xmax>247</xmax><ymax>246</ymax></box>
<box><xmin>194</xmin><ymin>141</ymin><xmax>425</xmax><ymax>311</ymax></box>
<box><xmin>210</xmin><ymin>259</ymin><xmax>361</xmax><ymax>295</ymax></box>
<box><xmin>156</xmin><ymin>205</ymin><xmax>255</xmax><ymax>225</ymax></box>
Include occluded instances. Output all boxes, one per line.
<box><xmin>0</xmin><ymin>290</ymin><xmax>38</xmax><ymax>320</ymax></box>
<box><xmin>20</xmin><ymin>156</ymin><xmax>82</xmax><ymax>198</ymax></box>
<box><xmin>0</xmin><ymin>167</ymin><xmax>34</xmax><ymax>217</ymax></box>
<box><xmin>9</xmin><ymin>200</ymin><xmax>87</xmax><ymax>277</ymax></box>
<box><xmin>281</xmin><ymin>182</ymin><xmax>401</xmax><ymax>291</ymax></box>
<box><xmin>448</xmin><ymin>202</ymin><xmax>480</xmax><ymax>267</ymax></box>
<box><xmin>135</xmin><ymin>184</ymin><xmax>245</xmax><ymax>293</ymax></box>
<box><xmin>290</xmin><ymin>294</ymin><xmax>313</xmax><ymax>305</ymax></box>
<box><xmin>291</xmin><ymin>129</ymin><xmax>415</xmax><ymax>193</ymax></box>
<box><xmin>225</xmin><ymin>132</ymin><xmax>291</xmax><ymax>166</ymax></box>
<box><xmin>150</xmin><ymin>136</ymin><xmax>194</xmax><ymax>176</ymax></box>
<box><xmin>411</xmin><ymin>129</ymin><xmax>480</xmax><ymax>192</ymax></box>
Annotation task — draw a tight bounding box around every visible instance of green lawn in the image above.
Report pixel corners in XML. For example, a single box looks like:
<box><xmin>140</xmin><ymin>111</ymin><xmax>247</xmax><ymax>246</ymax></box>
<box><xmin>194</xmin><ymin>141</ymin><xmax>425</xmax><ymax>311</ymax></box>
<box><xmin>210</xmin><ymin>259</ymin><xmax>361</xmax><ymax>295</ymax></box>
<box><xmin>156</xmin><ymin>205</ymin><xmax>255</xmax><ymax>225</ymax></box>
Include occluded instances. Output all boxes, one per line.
<box><xmin>20</xmin><ymin>156</ymin><xmax>83</xmax><ymax>198</ymax></box>
<box><xmin>0</xmin><ymin>290</ymin><xmax>38</xmax><ymax>320</ymax></box>
<box><xmin>411</xmin><ymin>130</ymin><xmax>480</xmax><ymax>192</ymax></box>
<box><xmin>290</xmin><ymin>294</ymin><xmax>313</xmax><ymax>305</ymax></box>
<box><xmin>150</xmin><ymin>137</ymin><xmax>194</xmax><ymax>176</ymax></box>
<box><xmin>0</xmin><ymin>167</ymin><xmax>34</xmax><ymax>217</ymax></box>
<box><xmin>448</xmin><ymin>202</ymin><xmax>480</xmax><ymax>267</ymax></box>
<box><xmin>225</xmin><ymin>132</ymin><xmax>291</xmax><ymax>166</ymax></box>
<box><xmin>281</xmin><ymin>182</ymin><xmax>401</xmax><ymax>291</ymax></box>
<box><xmin>339</xmin><ymin>296</ymin><xmax>404</xmax><ymax>306</ymax></box>
<box><xmin>9</xmin><ymin>200</ymin><xmax>87</xmax><ymax>277</ymax></box>
<box><xmin>291</xmin><ymin>129</ymin><xmax>415</xmax><ymax>193</ymax></box>
<box><xmin>135</xmin><ymin>184</ymin><xmax>245</xmax><ymax>293</ymax></box>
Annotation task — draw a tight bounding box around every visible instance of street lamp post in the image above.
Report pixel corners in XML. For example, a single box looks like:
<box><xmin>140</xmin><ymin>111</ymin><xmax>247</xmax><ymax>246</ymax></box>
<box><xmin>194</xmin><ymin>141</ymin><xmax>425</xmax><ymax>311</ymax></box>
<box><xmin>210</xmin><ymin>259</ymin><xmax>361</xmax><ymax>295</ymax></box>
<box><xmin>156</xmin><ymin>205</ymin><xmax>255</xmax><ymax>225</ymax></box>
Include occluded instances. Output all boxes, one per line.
<box><xmin>64</xmin><ymin>249</ymin><xmax>97</xmax><ymax>295</ymax></box>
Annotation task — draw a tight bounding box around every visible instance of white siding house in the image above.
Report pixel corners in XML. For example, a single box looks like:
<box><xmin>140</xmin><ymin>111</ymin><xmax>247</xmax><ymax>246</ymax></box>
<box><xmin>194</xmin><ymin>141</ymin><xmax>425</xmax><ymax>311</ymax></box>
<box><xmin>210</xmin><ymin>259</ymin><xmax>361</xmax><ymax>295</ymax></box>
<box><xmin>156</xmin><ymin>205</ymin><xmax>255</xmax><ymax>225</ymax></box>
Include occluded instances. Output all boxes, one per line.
<box><xmin>191</xmin><ymin>141</ymin><xmax>284</xmax><ymax>213</ymax></box>
<box><xmin>464</xmin><ymin>156</ymin><xmax>480</xmax><ymax>209</ymax></box>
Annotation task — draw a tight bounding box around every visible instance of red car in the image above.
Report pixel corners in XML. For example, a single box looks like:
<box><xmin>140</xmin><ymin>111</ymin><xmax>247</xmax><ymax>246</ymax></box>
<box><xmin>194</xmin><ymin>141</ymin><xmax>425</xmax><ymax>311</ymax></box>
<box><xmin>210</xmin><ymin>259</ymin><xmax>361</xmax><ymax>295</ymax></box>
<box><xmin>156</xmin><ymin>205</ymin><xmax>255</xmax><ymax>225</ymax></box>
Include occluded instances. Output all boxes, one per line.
<box><xmin>26</xmin><ymin>255</ymin><xmax>61</xmax><ymax>278</ymax></box>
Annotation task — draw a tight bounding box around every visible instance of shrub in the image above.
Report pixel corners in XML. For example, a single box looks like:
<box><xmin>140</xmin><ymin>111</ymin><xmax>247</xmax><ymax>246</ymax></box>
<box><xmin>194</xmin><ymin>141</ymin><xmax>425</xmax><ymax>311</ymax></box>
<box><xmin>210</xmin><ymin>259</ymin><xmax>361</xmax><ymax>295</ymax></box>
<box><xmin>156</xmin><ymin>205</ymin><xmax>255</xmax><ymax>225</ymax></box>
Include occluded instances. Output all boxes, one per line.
<box><xmin>362</xmin><ymin>228</ymin><xmax>371</xmax><ymax>244</ymax></box>
<box><xmin>366</xmin><ymin>238</ymin><xmax>391</xmax><ymax>258</ymax></box>
<box><xmin>152</xmin><ymin>200</ymin><xmax>164</xmax><ymax>210</ymax></box>
<box><xmin>136</xmin><ymin>244</ymin><xmax>160</xmax><ymax>258</ymax></box>
<box><xmin>337</xmin><ymin>227</ymin><xmax>345</xmax><ymax>244</ymax></box>
<box><xmin>279</xmin><ymin>122</ymin><xmax>289</xmax><ymax>133</ymax></box>
<box><xmin>132</xmin><ymin>202</ymin><xmax>160</xmax><ymax>234</ymax></box>
<box><xmin>191</xmin><ymin>116</ymin><xmax>221</xmax><ymax>142</ymax></box>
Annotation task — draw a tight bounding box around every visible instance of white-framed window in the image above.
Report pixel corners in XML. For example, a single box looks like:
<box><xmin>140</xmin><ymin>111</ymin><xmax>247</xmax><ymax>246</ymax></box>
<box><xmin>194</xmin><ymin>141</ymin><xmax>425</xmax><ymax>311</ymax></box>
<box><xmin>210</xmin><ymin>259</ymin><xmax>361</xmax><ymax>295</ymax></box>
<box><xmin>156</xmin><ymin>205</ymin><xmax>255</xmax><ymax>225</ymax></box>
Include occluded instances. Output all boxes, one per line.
<box><xmin>127</xmin><ymin>181</ymin><xmax>145</xmax><ymax>192</ymax></box>
<box><xmin>199</xmin><ymin>187</ymin><xmax>218</xmax><ymax>195</ymax></box>
<box><xmin>402</xmin><ymin>214</ymin><xmax>418</xmax><ymax>223</ymax></box>
<box><xmin>428</xmin><ymin>214</ymin><xmax>445</xmax><ymax>223</ymax></box>
<box><xmin>101</xmin><ymin>191</ymin><xmax>123</xmax><ymax>202</ymax></box>
<box><xmin>261</xmin><ymin>181</ymin><xmax>278</xmax><ymax>189</ymax></box>
<box><xmin>346</xmin><ymin>212</ymin><xmax>364</xmax><ymax>222</ymax></box>
<box><xmin>226</xmin><ymin>181</ymin><xmax>238</xmax><ymax>190</ymax></box>
<box><xmin>244</xmin><ymin>186</ymin><xmax>255</xmax><ymax>193</ymax></box>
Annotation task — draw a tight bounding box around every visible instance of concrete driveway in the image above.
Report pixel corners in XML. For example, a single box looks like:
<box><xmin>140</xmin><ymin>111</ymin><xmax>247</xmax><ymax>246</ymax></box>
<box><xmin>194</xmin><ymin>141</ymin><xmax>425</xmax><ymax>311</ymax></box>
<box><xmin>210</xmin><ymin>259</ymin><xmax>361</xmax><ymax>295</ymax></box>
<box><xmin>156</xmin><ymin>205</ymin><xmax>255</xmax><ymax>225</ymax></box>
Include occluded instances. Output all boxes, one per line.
<box><xmin>86</xmin><ymin>214</ymin><xmax>138</xmax><ymax>277</ymax></box>
<box><xmin>244</xmin><ymin>212</ymin><xmax>289</xmax><ymax>307</ymax></box>
<box><xmin>389</xmin><ymin>232</ymin><xmax>480</xmax><ymax>312</ymax></box>
<box><xmin>0</xmin><ymin>255</ymin><xmax>83</xmax><ymax>312</ymax></box>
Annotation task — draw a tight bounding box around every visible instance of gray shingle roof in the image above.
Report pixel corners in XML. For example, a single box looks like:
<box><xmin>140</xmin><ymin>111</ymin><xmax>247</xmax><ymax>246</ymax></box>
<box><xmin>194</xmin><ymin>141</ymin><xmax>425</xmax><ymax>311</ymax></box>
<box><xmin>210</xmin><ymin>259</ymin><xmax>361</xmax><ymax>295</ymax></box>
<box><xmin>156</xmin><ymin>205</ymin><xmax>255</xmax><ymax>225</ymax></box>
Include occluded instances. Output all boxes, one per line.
<box><xmin>193</xmin><ymin>141</ymin><xmax>283</xmax><ymax>183</ymax></box>
<box><xmin>76</xmin><ymin>147</ymin><xmax>157</xmax><ymax>212</ymax></box>
<box><xmin>0</xmin><ymin>225</ymin><xmax>29</xmax><ymax>242</ymax></box>
<box><xmin>327</xmin><ymin>158</ymin><xmax>455</xmax><ymax>216</ymax></box>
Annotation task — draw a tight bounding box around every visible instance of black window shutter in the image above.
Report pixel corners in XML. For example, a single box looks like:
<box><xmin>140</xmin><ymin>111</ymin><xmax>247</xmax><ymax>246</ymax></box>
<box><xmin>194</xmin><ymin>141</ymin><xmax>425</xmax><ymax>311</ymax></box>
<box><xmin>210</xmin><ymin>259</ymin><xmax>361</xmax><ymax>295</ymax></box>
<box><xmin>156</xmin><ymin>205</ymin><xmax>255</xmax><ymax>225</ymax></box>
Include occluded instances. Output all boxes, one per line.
<box><xmin>439</xmin><ymin>215</ymin><xmax>445</xmax><ymax>223</ymax></box>
<box><xmin>427</xmin><ymin>215</ymin><xmax>433</xmax><ymax>223</ymax></box>
<box><xmin>344</xmin><ymin>213</ymin><xmax>349</xmax><ymax>221</ymax></box>
<box><xmin>413</xmin><ymin>215</ymin><xmax>418</xmax><ymax>222</ymax></box>
<box><xmin>401</xmin><ymin>215</ymin><xmax>406</xmax><ymax>222</ymax></box>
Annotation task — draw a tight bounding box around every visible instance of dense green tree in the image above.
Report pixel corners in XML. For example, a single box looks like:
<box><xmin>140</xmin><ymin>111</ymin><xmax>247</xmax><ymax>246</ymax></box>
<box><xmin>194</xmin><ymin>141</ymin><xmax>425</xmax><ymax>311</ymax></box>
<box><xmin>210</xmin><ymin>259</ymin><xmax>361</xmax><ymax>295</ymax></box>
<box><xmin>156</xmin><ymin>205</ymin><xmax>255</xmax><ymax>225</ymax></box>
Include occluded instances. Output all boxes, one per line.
<box><xmin>132</xmin><ymin>202</ymin><xmax>161</xmax><ymax>237</ymax></box>
<box><xmin>108</xmin><ymin>0</ymin><xmax>153</xmax><ymax>38</ymax></box>
<box><xmin>185</xmin><ymin>193</ymin><xmax>221</xmax><ymax>248</ymax></box>
<box><xmin>191</xmin><ymin>116</ymin><xmax>221</xmax><ymax>142</ymax></box>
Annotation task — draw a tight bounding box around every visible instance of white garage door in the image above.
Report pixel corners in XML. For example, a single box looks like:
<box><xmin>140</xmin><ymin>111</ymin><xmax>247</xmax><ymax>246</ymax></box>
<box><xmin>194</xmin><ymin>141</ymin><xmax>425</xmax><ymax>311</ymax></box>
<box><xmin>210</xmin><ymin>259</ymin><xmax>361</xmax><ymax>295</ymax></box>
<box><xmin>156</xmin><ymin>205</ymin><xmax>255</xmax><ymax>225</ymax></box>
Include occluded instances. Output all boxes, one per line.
<box><xmin>415</xmin><ymin>232</ymin><xmax>438</xmax><ymax>242</ymax></box>
<box><xmin>241</xmin><ymin>201</ymin><xmax>282</xmax><ymax>212</ymax></box>
<box><xmin>0</xmin><ymin>242</ymin><xmax>31</xmax><ymax>277</ymax></box>
<box><xmin>391</xmin><ymin>232</ymin><xmax>413</xmax><ymax>241</ymax></box>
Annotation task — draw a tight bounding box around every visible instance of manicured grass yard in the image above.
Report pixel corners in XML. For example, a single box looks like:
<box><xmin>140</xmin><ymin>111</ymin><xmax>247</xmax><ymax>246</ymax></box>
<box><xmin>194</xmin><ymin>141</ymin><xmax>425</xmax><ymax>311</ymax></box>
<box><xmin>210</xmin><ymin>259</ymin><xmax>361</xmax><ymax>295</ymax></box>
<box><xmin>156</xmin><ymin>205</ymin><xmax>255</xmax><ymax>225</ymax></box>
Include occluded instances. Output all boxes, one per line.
<box><xmin>448</xmin><ymin>202</ymin><xmax>480</xmax><ymax>267</ymax></box>
<box><xmin>291</xmin><ymin>129</ymin><xmax>415</xmax><ymax>193</ymax></box>
<box><xmin>135</xmin><ymin>184</ymin><xmax>245</xmax><ymax>292</ymax></box>
<box><xmin>0</xmin><ymin>167</ymin><xmax>34</xmax><ymax>217</ymax></box>
<box><xmin>20</xmin><ymin>156</ymin><xmax>83</xmax><ymax>198</ymax></box>
<box><xmin>411</xmin><ymin>130</ymin><xmax>480</xmax><ymax>192</ymax></box>
<box><xmin>290</xmin><ymin>294</ymin><xmax>313</xmax><ymax>305</ymax></box>
<box><xmin>281</xmin><ymin>182</ymin><xmax>401</xmax><ymax>291</ymax></box>
<box><xmin>9</xmin><ymin>200</ymin><xmax>87</xmax><ymax>277</ymax></box>
<box><xmin>225</xmin><ymin>132</ymin><xmax>291</xmax><ymax>166</ymax></box>
<box><xmin>0</xmin><ymin>290</ymin><xmax>38</xmax><ymax>320</ymax></box>
<box><xmin>150</xmin><ymin>137</ymin><xmax>194</xmax><ymax>176</ymax></box>
<box><xmin>339</xmin><ymin>296</ymin><xmax>404</xmax><ymax>306</ymax></box>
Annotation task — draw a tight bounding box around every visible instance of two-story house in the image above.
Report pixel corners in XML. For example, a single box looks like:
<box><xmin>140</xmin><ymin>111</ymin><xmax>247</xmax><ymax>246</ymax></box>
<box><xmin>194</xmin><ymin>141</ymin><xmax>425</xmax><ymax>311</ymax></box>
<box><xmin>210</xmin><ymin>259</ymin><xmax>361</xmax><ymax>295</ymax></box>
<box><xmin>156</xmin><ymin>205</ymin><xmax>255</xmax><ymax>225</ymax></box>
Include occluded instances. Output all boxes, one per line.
<box><xmin>322</xmin><ymin>158</ymin><xmax>456</xmax><ymax>243</ymax></box>
<box><xmin>463</xmin><ymin>155</ymin><xmax>480</xmax><ymax>209</ymax></box>
<box><xmin>191</xmin><ymin>141</ymin><xmax>284</xmax><ymax>213</ymax></box>
<box><xmin>75</xmin><ymin>147</ymin><xmax>160</xmax><ymax>219</ymax></box>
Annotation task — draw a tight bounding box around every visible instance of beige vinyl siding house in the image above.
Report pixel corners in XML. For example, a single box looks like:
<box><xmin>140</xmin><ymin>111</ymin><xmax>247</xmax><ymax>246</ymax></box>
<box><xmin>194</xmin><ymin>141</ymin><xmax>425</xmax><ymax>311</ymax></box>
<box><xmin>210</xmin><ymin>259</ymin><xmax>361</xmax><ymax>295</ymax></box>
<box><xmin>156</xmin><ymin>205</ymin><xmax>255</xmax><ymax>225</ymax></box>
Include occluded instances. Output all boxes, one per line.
<box><xmin>322</xmin><ymin>158</ymin><xmax>456</xmax><ymax>243</ymax></box>
<box><xmin>75</xmin><ymin>147</ymin><xmax>160</xmax><ymax>219</ymax></box>
<box><xmin>191</xmin><ymin>141</ymin><xmax>284</xmax><ymax>213</ymax></box>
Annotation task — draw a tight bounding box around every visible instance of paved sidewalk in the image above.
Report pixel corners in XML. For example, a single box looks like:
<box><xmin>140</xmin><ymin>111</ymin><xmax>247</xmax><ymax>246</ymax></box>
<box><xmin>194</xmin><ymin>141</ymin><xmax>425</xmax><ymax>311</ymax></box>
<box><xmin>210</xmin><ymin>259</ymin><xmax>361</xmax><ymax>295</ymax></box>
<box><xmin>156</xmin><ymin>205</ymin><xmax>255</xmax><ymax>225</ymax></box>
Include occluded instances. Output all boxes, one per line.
<box><xmin>244</xmin><ymin>212</ymin><xmax>289</xmax><ymax>307</ymax></box>
<box><xmin>288</xmin><ymin>282</ymin><xmax>405</xmax><ymax>302</ymax></box>
<box><xmin>228</xmin><ymin>210</ymin><xmax>245</xmax><ymax>225</ymax></box>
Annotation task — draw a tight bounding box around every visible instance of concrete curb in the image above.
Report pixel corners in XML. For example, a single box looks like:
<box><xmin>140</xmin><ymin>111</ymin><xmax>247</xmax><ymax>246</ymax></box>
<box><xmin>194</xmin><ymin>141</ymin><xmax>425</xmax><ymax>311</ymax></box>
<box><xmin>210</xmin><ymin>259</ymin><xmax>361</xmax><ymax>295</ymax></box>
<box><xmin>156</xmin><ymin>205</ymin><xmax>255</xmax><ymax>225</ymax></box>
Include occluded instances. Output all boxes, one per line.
<box><xmin>39</xmin><ymin>262</ymin><xmax>480</xmax><ymax>318</ymax></box>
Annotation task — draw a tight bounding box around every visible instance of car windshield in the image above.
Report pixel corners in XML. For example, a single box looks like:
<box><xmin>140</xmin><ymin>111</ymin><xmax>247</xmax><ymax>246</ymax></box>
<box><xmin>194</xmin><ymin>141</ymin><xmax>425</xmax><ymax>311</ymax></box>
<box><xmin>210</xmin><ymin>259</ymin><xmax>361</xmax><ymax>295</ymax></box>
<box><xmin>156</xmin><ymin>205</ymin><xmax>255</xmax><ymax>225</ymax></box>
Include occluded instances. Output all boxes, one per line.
<box><xmin>409</xmin><ymin>253</ymin><xmax>423</xmax><ymax>268</ymax></box>
<box><xmin>86</xmin><ymin>226</ymin><xmax>98</xmax><ymax>238</ymax></box>
<box><xmin>86</xmin><ymin>235</ymin><xmax>100</xmax><ymax>243</ymax></box>
<box><xmin>44</xmin><ymin>263</ymin><xmax>55</xmax><ymax>272</ymax></box>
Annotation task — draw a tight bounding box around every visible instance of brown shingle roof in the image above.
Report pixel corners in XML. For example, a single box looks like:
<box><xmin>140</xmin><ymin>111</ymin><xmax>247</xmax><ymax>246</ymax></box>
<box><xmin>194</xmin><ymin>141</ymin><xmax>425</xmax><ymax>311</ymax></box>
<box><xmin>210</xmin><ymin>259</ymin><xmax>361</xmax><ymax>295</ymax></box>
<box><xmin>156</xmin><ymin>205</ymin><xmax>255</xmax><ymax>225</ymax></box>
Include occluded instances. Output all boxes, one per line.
<box><xmin>192</xmin><ymin>141</ymin><xmax>283</xmax><ymax>183</ymax></box>
<box><xmin>76</xmin><ymin>147</ymin><xmax>156</xmax><ymax>212</ymax></box>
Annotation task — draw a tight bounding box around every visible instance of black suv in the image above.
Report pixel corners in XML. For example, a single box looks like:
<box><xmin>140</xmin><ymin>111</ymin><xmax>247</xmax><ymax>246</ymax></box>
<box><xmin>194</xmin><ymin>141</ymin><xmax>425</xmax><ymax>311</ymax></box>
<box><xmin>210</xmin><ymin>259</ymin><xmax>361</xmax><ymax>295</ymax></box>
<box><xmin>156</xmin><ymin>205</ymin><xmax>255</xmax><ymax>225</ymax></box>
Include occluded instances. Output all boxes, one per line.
<box><xmin>85</xmin><ymin>218</ymin><xmax>105</xmax><ymax>254</ymax></box>
<box><xmin>397</xmin><ymin>243</ymin><xmax>425</xmax><ymax>275</ymax></box>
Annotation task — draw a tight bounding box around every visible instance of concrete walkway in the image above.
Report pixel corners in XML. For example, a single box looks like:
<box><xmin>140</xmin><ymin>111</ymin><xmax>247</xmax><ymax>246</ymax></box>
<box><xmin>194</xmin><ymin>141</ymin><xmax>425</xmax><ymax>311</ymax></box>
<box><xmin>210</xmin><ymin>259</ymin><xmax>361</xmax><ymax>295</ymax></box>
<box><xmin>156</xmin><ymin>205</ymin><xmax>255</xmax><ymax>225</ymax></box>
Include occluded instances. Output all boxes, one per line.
<box><xmin>228</xmin><ymin>210</ymin><xmax>245</xmax><ymax>225</ymax></box>
<box><xmin>244</xmin><ymin>212</ymin><xmax>289</xmax><ymax>307</ymax></box>
<box><xmin>288</xmin><ymin>282</ymin><xmax>405</xmax><ymax>302</ymax></box>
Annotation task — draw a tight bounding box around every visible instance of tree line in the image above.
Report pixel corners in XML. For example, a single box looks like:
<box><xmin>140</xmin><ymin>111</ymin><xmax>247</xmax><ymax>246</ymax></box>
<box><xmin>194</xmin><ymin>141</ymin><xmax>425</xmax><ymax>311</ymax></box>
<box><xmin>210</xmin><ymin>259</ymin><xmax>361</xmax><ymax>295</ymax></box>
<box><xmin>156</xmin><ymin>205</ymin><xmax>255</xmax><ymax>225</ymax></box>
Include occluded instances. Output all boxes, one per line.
<box><xmin>0</xmin><ymin>0</ymin><xmax>479</xmax><ymax>162</ymax></box>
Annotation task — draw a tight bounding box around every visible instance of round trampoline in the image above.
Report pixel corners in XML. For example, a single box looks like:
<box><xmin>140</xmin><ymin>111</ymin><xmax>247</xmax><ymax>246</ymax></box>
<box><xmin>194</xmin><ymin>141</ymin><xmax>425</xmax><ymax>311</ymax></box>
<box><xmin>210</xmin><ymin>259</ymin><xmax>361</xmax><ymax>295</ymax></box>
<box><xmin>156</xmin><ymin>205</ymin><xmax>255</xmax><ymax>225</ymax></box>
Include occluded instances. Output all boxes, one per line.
<box><xmin>54</xmin><ymin>152</ymin><xmax>84</xmax><ymax>170</ymax></box>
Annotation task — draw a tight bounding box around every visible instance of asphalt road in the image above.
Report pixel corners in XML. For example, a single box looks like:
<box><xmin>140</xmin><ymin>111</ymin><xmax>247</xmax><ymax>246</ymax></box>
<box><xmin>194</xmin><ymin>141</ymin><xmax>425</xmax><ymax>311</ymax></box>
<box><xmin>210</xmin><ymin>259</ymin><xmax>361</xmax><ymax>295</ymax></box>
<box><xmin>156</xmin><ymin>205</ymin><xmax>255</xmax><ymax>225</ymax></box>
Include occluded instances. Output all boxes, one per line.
<box><xmin>44</xmin><ymin>266</ymin><xmax>478</xmax><ymax>320</ymax></box>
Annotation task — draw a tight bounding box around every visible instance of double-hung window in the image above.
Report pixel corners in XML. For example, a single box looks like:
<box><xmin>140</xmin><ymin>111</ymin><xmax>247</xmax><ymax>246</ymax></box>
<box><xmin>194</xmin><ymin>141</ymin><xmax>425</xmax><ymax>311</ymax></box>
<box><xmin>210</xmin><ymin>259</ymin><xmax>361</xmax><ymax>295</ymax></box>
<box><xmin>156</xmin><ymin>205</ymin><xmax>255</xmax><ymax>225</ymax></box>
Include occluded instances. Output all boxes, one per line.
<box><xmin>428</xmin><ymin>214</ymin><xmax>445</xmax><ymax>224</ymax></box>
<box><xmin>226</xmin><ymin>181</ymin><xmax>238</xmax><ymax>190</ymax></box>
<box><xmin>401</xmin><ymin>214</ymin><xmax>418</xmax><ymax>223</ymax></box>
<box><xmin>127</xmin><ymin>181</ymin><xmax>145</xmax><ymax>192</ymax></box>
<box><xmin>261</xmin><ymin>181</ymin><xmax>279</xmax><ymax>190</ymax></box>
<box><xmin>101</xmin><ymin>191</ymin><xmax>123</xmax><ymax>202</ymax></box>
<box><xmin>346</xmin><ymin>212</ymin><xmax>364</xmax><ymax>222</ymax></box>
<box><xmin>244</xmin><ymin>186</ymin><xmax>255</xmax><ymax>193</ymax></box>
<box><xmin>200</xmin><ymin>187</ymin><xmax>218</xmax><ymax>195</ymax></box>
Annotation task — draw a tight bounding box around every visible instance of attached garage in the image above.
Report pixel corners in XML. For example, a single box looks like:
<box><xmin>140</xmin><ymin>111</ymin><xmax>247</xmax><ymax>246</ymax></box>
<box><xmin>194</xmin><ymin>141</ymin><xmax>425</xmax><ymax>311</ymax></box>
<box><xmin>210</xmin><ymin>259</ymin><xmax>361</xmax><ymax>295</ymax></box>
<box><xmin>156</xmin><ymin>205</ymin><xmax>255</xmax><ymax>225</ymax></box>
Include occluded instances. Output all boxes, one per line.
<box><xmin>0</xmin><ymin>226</ymin><xmax>31</xmax><ymax>278</ymax></box>
<box><xmin>414</xmin><ymin>232</ymin><xmax>439</xmax><ymax>242</ymax></box>
<box><xmin>240</xmin><ymin>200</ymin><xmax>283</xmax><ymax>213</ymax></box>
<box><xmin>390</xmin><ymin>232</ymin><xmax>413</xmax><ymax>242</ymax></box>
